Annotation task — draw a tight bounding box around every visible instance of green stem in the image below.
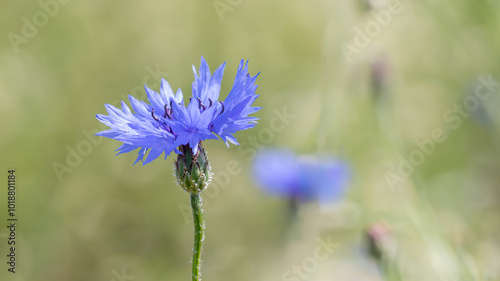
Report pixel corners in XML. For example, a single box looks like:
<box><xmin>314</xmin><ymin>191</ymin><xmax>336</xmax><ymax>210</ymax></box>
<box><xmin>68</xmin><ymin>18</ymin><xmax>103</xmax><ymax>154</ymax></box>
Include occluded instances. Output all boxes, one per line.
<box><xmin>190</xmin><ymin>193</ymin><xmax>205</xmax><ymax>281</ymax></box>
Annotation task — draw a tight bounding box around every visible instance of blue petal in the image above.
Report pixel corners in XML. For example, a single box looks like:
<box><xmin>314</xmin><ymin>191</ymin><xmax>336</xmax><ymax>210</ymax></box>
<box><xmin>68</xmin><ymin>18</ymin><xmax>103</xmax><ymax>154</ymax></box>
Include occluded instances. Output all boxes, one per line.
<box><xmin>144</xmin><ymin>85</ymin><xmax>165</xmax><ymax>114</ymax></box>
<box><xmin>192</xmin><ymin>57</ymin><xmax>226</xmax><ymax>105</ymax></box>
<box><xmin>133</xmin><ymin>148</ymin><xmax>147</xmax><ymax>165</ymax></box>
<box><xmin>175</xmin><ymin>88</ymin><xmax>184</xmax><ymax>104</ymax></box>
<box><xmin>171</xmin><ymin>98</ymin><xmax>191</xmax><ymax>125</ymax></box>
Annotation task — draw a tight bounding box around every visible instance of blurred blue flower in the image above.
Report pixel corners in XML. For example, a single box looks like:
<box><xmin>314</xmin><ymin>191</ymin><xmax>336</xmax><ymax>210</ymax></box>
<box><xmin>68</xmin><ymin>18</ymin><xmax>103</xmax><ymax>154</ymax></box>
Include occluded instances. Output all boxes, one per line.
<box><xmin>96</xmin><ymin>57</ymin><xmax>260</xmax><ymax>165</ymax></box>
<box><xmin>252</xmin><ymin>149</ymin><xmax>350</xmax><ymax>204</ymax></box>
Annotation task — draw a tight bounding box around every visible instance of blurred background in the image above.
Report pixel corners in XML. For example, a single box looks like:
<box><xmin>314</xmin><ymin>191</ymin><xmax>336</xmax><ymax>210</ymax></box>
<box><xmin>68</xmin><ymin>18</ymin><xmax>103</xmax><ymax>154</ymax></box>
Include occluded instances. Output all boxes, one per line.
<box><xmin>1</xmin><ymin>0</ymin><xmax>500</xmax><ymax>280</ymax></box>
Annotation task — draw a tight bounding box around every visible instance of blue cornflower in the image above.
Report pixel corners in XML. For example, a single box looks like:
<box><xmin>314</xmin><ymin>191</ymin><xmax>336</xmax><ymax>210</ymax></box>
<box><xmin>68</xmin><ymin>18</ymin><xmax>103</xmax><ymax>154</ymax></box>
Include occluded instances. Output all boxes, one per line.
<box><xmin>252</xmin><ymin>149</ymin><xmax>350</xmax><ymax>204</ymax></box>
<box><xmin>96</xmin><ymin>57</ymin><xmax>260</xmax><ymax>165</ymax></box>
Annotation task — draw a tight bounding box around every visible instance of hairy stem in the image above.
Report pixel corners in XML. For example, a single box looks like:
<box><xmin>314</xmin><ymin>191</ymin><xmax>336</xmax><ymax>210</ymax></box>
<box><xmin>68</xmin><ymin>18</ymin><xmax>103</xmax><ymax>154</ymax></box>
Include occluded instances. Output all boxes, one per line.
<box><xmin>190</xmin><ymin>193</ymin><xmax>205</xmax><ymax>281</ymax></box>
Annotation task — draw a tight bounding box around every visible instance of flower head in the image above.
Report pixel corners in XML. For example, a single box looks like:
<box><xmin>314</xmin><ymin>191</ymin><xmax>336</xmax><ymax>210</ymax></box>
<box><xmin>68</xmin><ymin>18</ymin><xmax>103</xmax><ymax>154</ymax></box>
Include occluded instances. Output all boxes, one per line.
<box><xmin>252</xmin><ymin>149</ymin><xmax>350</xmax><ymax>204</ymax></box>
<box><xmin>96</xmin><ymin>57</ymin><xmax>260</xmax><ymax>165</ymax></box>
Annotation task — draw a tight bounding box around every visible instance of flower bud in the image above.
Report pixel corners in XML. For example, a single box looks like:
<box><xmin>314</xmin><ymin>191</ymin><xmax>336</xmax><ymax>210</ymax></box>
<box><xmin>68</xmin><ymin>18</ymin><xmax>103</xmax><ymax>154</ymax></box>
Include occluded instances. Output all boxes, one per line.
<box><xmin>175</xmin><ymin>144</ymin><xmax>211</xmax><ymax>194</ymax></box>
